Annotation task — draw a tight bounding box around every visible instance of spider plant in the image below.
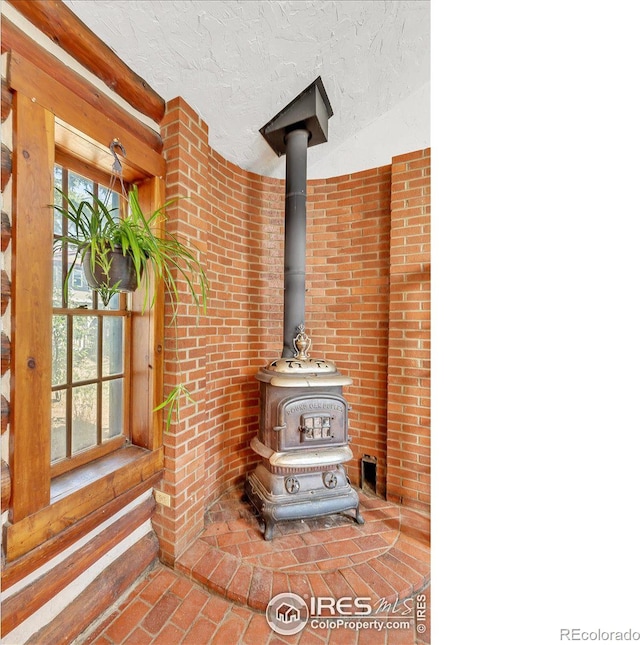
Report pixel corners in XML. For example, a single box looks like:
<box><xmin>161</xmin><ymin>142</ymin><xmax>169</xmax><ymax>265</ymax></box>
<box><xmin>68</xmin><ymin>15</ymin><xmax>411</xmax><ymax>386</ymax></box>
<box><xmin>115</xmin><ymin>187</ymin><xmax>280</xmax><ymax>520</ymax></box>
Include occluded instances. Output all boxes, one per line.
<box><xmin>52</xmin><ymin>185</ymin><xmax>208</xmax><ymax>316</ymax></box>
<box><xmin>53</xmin><ymin>185</ymin><xmax>209</xmax><ymax>432</ymax></box>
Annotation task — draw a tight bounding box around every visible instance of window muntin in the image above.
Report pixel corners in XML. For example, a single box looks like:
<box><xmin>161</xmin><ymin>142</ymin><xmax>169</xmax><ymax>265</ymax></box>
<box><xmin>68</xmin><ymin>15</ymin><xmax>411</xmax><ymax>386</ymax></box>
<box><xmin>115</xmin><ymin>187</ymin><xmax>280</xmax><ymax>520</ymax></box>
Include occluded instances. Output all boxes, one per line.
<box><xmin>51</xmin><ymin>165</ymin><xmax>130</xmax><ymax>472</ymax></box>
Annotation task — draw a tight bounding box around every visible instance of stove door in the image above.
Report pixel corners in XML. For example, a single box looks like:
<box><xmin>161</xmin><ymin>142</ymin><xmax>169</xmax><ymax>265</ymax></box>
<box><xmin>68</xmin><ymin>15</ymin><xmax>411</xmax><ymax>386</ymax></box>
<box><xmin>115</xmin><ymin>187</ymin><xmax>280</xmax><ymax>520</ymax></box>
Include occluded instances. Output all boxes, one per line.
<box><xmin>275</xmin><ymin>394</ymin><xmax>348</xmax><ymax>452</ymax></box>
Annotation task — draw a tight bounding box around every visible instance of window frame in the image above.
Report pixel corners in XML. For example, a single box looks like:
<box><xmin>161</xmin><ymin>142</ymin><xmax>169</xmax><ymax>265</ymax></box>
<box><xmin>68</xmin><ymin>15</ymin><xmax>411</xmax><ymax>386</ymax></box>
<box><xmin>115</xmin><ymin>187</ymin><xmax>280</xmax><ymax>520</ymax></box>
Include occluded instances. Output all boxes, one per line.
<box><xmin>50</xmin><ymin>162</ymin><xmax>132</xmax><ymax>478</ymax></box>
<box><xmin>5</xmin><ymin>45</ymin><xmax>167</xmax><ymax>566</ymax></box>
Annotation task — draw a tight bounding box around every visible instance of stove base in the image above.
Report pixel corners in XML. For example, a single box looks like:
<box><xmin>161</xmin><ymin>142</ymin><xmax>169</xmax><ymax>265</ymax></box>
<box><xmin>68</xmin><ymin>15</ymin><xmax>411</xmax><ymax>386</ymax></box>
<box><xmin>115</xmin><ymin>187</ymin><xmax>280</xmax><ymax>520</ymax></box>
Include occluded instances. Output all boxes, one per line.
<box><xmin>244</xmin><ymin>464</ymin><xmax>364</xmax><ymax>540</ymax></box>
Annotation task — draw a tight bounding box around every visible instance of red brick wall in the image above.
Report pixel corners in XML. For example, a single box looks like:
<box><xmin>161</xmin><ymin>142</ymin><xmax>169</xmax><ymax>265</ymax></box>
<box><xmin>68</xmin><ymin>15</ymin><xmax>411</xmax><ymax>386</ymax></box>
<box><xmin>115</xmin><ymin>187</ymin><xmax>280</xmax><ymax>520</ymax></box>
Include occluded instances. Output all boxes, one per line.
<box><xmin>153</xmin><ymin>98</ymin><xmax>214</xmax><ymax>563</ymax></box>
<box><xmin>156</xmin><ymin>98</ymin><xmax>286</xmax><ymax>562</ymax></box>
<box><xmin>155</xmin><ymin>96</ymin><xmax>430</xmax><ymax>561</ymax></box>
<box><xmin>386</xmin><ymin>150</ymin><xmax>431</xmax><ymax>511</ymax></box>
<box><xmin>203</xmin><ymin>151</ymin><xmax>284</xmax><ymax>505</ymax></box>
<box><xmin>306</xmin><ymin>169</ymin><xmax>392</xmax><ymax>495</ymax></box>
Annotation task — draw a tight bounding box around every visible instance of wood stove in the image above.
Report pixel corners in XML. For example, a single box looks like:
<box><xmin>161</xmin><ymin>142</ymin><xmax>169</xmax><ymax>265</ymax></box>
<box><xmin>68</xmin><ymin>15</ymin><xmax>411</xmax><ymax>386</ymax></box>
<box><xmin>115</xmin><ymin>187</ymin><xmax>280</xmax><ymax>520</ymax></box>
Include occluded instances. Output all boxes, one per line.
<box><xmin>244</xmin><ymin>78</ymin><xmax>364</xmax><ymax>539</ymax></box>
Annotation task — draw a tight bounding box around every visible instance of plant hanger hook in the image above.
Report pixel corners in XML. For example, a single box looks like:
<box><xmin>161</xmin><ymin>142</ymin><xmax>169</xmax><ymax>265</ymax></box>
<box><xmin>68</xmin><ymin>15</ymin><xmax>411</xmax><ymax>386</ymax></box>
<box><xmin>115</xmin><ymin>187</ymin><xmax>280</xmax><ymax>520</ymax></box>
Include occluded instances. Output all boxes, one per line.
<box><xmin>108</xmin><ymin>138</ymin><xmax>128</xmax><ymax>199</ymax></box>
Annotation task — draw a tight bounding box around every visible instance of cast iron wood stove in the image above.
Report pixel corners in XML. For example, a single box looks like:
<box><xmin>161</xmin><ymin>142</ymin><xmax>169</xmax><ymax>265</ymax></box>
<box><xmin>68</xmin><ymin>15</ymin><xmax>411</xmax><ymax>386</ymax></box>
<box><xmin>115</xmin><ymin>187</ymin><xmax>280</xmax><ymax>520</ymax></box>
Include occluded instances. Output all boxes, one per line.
<box><xmin>245</xmin><ymin>78</ymin><xmax>364</xmax><ymax>540</ymax></box>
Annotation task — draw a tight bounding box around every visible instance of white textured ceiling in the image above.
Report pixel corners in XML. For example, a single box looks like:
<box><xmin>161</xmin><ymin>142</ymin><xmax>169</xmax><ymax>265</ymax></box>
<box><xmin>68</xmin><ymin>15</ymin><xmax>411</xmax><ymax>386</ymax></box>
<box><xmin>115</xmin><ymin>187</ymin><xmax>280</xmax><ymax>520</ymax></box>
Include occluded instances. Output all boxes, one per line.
<box><xmin>62</xmin><ymin>0</ymin><xmax>429</xmax><ymax>179</ymax></box>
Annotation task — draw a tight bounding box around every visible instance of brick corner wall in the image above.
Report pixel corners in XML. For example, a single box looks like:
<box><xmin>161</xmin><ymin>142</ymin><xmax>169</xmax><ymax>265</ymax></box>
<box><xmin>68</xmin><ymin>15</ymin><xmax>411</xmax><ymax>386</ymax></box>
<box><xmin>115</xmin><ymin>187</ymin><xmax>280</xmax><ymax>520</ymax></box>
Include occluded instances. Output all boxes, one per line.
<box><xmin>154</xmin><ymin>97</ymin><xmax>430</xmax><ymax>559</ymax></box>
<box><xmin>153</xmin><ymin>96</ymin><xmax>214</xmax><ymax>563</ymax></box>
<box><xmin>307</xmin><ymin>166</ymin><xmax>392</xmax><ymax>497</ymax></box>
<box><xmin>386</xmin><ymin>149</ymin><xmax>431</xmax><ymax>512</ymax></box>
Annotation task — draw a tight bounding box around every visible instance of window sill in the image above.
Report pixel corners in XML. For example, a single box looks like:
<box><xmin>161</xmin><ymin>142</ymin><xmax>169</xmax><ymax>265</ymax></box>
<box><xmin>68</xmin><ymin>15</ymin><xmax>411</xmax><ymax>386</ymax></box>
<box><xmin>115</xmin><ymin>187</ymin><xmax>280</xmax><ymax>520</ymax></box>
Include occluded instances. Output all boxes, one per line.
<box><xmin>3</xmin><ymin>445</ymin><xmax>163</xmax><ymax>564</ymax></box>
<box><xmin>51</xmin><ymin>443</ymin><xmax>146</xmax><ymax>503</ymax></box>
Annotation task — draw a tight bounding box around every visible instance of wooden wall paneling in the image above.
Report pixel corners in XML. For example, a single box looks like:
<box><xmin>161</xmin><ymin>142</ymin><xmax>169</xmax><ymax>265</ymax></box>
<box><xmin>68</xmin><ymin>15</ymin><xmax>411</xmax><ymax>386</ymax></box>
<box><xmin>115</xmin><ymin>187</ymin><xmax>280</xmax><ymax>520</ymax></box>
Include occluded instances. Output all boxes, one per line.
<box><xmin>1</xmin><ymin>18</ymin><xmax>163</xmax><ymax>154</ymax></box>
<box><xmin>1</xmin><ymin>495</ymin><xmax>156</xmax><ymax>637</ymax></box>
<box><xmin>4</xmin><ymin>445</ymin><xmax>163</xmax><ymax>561</ymax></box>
<box><xmin>24</xmin><ymin>532</ymin><xmax>158</xmax><ymax>645</ymax></box>
<box><xmin>9</xmin><ymin>92</ymin><xmax>54</xmax><ymax>523</ymax></box>
<box><xmin>6</xmin><ymin>0</ymin><xmax>166</xmax><ymax>124</ymax></box>
<box><xmin>7</xmin><ymin>53</ymin><xmax>165</xmax><ymax>180</ymax></box>
<box><xmin>130</xmin><ymin>177</ymin><xmax>165</xmax><ymax>451</ymax></box>
<box><xmin>1</xmin><ymin>470</ymin><xmax>161</xmax><ymax>591</ymax></box>
<box><xmin>1</xmin><ymin>77</ymin><xmax>11</xmax><ymax>122</ymax></box>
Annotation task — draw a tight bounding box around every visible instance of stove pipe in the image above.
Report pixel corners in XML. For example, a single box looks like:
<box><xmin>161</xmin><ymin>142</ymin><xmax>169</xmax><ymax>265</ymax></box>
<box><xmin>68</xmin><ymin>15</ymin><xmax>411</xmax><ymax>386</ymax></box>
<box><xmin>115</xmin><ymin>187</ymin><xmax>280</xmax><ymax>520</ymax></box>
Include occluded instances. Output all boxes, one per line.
<box><xmin>259</xmin><ymin>77</ymin><xmax>333</xmax><ymax>355</ymax></box>
<box><xmin>282</xmin><ymin>128</ymin><xmax>309</xmax><ymax>358</ymax></box>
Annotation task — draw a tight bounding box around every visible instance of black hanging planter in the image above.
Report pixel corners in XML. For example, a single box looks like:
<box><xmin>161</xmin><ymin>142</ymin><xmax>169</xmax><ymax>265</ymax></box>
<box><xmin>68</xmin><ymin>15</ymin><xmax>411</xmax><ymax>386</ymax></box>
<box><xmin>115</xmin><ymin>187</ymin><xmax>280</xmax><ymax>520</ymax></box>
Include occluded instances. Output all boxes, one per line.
<box><xmin>82</xmin><ymin>246</ymin><xmax>142</xmax><ymax>293</ymax></box>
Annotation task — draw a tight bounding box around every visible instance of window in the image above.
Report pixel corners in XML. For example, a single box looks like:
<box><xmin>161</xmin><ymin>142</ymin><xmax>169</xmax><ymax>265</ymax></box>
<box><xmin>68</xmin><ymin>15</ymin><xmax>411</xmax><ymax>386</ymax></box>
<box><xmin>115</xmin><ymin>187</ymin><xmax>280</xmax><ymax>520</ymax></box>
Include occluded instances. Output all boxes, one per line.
<box><xmin>51</xmin><ymin>165</ymin><xmax>130</xmax><ymax>476</ymax></box>
<box><xmin>6</xmin><ymin>54</ymin><xmax>166</xmax><ymax>561</ymax></box>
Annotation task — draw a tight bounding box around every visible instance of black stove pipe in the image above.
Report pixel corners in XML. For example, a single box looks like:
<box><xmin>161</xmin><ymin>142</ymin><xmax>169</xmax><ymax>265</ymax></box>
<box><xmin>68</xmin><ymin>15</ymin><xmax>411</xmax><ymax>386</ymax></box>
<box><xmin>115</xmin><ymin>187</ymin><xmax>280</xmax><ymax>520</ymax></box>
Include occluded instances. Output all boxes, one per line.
<box><xmin>282</xmin><ymin>128</ymin><xmax>309</xmax><ymax>358</ymax></box>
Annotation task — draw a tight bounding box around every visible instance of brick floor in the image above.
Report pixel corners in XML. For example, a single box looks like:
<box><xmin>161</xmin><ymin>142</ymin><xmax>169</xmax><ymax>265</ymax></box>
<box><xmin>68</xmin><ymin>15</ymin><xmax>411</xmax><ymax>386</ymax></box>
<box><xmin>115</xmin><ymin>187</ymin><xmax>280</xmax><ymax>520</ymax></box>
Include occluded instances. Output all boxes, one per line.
<box><xmin>77</xmin><ymin>490</ymin><xmax>430</xmax><ymax>644</ymax></box>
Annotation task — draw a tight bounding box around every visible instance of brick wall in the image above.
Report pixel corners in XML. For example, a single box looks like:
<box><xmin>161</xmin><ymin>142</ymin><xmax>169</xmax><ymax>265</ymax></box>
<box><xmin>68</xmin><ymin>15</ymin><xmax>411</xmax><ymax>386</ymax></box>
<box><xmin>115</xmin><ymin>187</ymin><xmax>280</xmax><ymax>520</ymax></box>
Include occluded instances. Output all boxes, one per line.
<box><xmin>156</xmin><ymin>96</ymin><xmax>430</xmax><ymax>561</ymax></box>
<box><xmin>153</xmin><ymin>98</ymin><xmax>213</xmax><ymax>563</ymax></box>
<box><xmin>203</xmin><ymin>150</ymin><xmax>284</xmax><ymax>505</ymax></box>
<box><xmin>306</xmin><ymin>169</ymin><xmax>392</xmax><ymax>495</ymax></box>
<box><xmin>386</xmin><ymin>149</ymin><xmax>431</xmax><ymax>511</ymax></box>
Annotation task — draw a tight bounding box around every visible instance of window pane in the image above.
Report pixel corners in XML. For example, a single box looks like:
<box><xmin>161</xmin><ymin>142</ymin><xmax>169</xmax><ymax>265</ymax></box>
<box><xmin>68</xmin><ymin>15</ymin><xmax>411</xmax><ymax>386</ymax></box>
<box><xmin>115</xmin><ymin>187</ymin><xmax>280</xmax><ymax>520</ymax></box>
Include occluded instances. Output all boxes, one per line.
<box><xmin>68</xmin><ymin>171</ymin><xmax>93</xmax><ymax>206</ymax></box>
<box><xmin>72</xmin><ymin>316</ymin><xmax>98</xmax><ymax>382</ymax></box>
<box><xmin>52</xmin><ymin>315</ymin><xmax>67</xmax><ymax>386</ymax></box>
<box><xmin>51</xmin><ymin>390</ymin><xmax>67</xmax><ymax>462</ymax></box>
<box><xmin>53</xmin><ymin>166</ymin><xmax>63</xmax><ymax>235</ymax></box>
<box><xmin>102</xmin><ymin>379</ymin><xmax>123</xmax><ymax>440</ymax></box>
<box><xmin>98</xmin><ymin>291</ymin><xmax>123</xmax><ymax>311</ymax></box>
<box><xmin>53</xmin><ymin>245</ymin><xmax>64</xmax><ymax>308</ymax></box>
<box><xmin>68</xmin><ymin>259</ymin><xmax>93</xmax><ymax>309</ymax></box>
<box><xmin>103</xmin><ymin>317</ymin><xmax>124</xmax><ymax>375</ymax></box>
<box><xmin>97</xmin><ymin>185</ymin><xmax>120</xmax><ymax>217</ymax></box>
<box><xmin>72</xmin><ymin>384</ymin><xmax>98</xmax><ymax>453</ymax></box>
<box><xmin>54</xmin><ymin>165</ymin><xmax>63</xmax><ymax>223</ymax></box>
<box><xmin>51</xmin><ymin>166</ymin><xmax>131</xmax><ymax>467</ymax></box>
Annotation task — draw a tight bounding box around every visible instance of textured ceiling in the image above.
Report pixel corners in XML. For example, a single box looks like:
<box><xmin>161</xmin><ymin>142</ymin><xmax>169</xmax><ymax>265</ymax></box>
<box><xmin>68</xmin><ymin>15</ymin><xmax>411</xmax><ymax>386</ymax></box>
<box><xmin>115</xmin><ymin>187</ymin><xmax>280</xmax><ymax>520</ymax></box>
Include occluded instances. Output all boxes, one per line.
<box><xmin>62</xmin><ymin>0</ymin><xmax>430</xmax><ymax>179</ymax></box>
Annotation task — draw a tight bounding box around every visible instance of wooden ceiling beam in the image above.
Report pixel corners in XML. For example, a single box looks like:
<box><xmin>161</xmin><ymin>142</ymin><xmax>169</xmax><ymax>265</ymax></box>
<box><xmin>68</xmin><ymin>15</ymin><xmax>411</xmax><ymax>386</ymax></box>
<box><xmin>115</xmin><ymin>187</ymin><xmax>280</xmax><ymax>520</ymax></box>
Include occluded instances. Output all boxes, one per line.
<box><xmin>1</xmin><ymin>18</ymin><xmax>163</xmax><ymax>154</ymax></box>
<box><xmin>6</xmin><ymin>0</ymin><xmax>166</xmax><ymax>124</ymax></box>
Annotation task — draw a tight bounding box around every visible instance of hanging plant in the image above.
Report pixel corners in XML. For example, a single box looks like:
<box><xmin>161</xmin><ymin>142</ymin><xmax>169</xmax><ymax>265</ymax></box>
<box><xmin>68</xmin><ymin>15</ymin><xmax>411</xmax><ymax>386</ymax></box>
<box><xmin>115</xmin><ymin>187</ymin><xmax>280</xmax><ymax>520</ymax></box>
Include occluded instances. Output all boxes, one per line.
<box><xmin>52</xmin><ymin>139</ymin><xmax>209</xmax><ymax>433</ymax></box>
<box><xmin>52</xmin><ymin>184</ymin><xmax>208</xmax><ymax>314</ymax></box>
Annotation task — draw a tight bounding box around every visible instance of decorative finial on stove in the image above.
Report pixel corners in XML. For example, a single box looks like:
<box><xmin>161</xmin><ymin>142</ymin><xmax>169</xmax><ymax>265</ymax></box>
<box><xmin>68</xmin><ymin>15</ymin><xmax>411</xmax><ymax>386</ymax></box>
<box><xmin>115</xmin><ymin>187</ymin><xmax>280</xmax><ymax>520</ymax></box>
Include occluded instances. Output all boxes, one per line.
<box><xmin>293</xmin><ymin>324</ymin><xmax>311</xmax><ymax>360</ymax></box>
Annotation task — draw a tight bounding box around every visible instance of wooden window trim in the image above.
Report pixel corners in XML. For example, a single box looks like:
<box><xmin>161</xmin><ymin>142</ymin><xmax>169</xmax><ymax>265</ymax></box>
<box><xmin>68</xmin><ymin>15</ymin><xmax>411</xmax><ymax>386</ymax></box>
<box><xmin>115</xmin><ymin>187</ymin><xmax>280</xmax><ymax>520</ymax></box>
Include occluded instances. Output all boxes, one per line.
<box><xmin>4</xmin><ymin>26</ymin><xmax>166</xmax><ymax>565</ymax></box>
<box><xmin>7</xmin><ymin>50</ymin><xmax>165</xmax><ymax>181</ymax></box>
<box><xmin>55</xmin><ymin>148</ymin><xmax>127</xmax><ymax>193</ymax></box>
<box><xmin>49</xmin><ymin>436</ymin><xmax>128</xmax><ymax>480</ymax></box>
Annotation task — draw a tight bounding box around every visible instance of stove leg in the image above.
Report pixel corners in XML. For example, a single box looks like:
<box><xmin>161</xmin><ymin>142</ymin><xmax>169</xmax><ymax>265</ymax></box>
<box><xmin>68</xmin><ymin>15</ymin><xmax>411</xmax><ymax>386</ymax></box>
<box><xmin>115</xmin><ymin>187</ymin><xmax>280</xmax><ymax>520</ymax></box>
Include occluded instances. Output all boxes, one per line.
<box><xmin>354</xmin><ymin>506</ymin><xmax>365</xmax><ymax>525</ymax></box>
<box><xmin>264</xmin><ymin>520</ymin><xmax>275</xmax><ymax>541</ymax></box>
